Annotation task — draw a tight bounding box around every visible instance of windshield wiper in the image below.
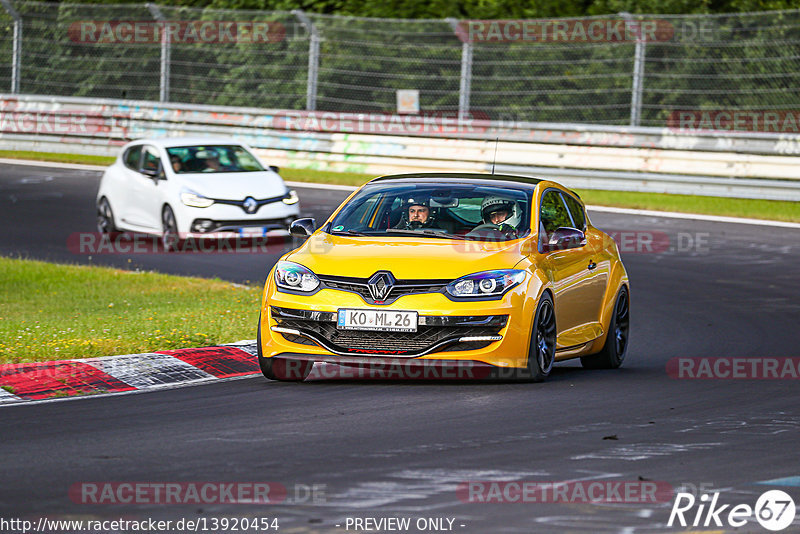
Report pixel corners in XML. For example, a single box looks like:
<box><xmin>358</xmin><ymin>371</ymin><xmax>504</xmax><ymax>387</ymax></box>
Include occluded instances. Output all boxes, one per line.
<box><xmin>385</xmin><ymin>229</ymin><xmax>467</xmax><ymax>240</ymax></box>
<box><xmin>330</xmin><ymin>230</ymin><xmax>369</xmax><ymax>237</ymax></box>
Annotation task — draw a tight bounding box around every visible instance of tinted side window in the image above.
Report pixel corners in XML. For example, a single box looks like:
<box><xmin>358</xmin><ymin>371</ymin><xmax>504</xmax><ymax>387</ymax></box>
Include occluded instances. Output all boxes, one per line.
<box><xmin>124</xmin><ymin>146</ymin><xmax>142</xmax><ymax>170</ymax></box>
<box><xmin>540</xmin><ymin>190</ymin><xmax>573</xmax><ymax>234</ymax></box>
<box><xmin>562</xmin><ymin>193</ymin><xmax>586</xmax><ymax>231</ymax></box>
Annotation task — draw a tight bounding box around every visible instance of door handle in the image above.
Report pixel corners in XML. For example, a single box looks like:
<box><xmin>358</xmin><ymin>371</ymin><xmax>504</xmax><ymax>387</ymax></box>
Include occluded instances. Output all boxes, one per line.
<box><xmin>587</xmin><ymin>260</ymin><xmax>597</xmax><ymax>270</ymax></box>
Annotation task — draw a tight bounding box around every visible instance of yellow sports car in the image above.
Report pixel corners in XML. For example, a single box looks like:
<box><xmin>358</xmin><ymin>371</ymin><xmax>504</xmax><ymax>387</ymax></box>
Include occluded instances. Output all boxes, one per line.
<box><xmin>257</xmin><ymin>173</ymin><xmax>629</xmax><ymax>382</ymax></box>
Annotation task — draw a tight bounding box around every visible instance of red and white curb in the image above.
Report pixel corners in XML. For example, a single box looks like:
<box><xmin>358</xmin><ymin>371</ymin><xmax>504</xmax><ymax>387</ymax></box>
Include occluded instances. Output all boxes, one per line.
<box><xmin>0</xmin><ymin>341</ymin><xmax>260</xmax><ymax>405</ymax></box>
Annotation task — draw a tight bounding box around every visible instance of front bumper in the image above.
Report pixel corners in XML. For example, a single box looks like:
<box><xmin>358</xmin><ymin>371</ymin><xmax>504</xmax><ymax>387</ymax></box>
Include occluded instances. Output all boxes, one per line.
<box><xmin>271</xmin><ymin>306</ymin><xmax>507</xmax><ymax>357</ymax></box>
<box><xmin>188</xmin><ymin>216</ymin><xmax>298</xmax><ymax>235</ymax></box>
<box><xmin>176</xmin><ymin>201</ymin><xmax>300</xmax><ymax>234</ymax></box>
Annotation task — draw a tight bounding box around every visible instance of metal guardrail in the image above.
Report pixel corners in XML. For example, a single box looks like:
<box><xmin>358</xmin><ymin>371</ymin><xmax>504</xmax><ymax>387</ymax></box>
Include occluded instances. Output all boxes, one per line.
<box><xmin>2</xmin><ymin>94</ymin><xmax>800</xmax><ymax>201</ymax></box>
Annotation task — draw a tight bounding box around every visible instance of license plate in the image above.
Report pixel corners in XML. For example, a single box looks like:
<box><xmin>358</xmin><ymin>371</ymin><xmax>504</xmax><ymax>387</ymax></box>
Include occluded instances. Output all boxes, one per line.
<box><xmin>239</xmin><ymin>227</ymin><xmax>267</xmax><ymax>237</ymax></box>
<box><xmin>337</xmin><ymin>309</ymin><xmax>418</xmax><ymax>332</ymax></box>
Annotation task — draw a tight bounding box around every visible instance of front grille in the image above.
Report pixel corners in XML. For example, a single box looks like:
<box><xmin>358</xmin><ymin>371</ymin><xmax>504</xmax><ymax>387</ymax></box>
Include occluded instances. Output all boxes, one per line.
<box><xmin>272</xmin><ymin>307</ymin><xmax>507</xmax><ymax>356</ymax></box>
<box><xmin>317</xmin><ymin>274</ymin><xmax>448</xmax><ymax>305</ymax></box>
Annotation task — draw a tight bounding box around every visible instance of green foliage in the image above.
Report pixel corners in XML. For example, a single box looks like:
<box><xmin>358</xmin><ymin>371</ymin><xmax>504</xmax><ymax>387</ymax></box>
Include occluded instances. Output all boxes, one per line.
<box><xmin>51</xmin><ymin>0</ymin><xmax>800</xmax><ymax>17</ymax></box>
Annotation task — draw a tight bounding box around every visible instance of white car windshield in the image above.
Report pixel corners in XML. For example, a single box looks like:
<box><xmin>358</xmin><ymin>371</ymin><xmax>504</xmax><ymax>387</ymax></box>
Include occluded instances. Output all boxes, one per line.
<box><xmin>166</xmin><ymin>145</ymin><xmax>265</xmax><ymax>174</ymax></box>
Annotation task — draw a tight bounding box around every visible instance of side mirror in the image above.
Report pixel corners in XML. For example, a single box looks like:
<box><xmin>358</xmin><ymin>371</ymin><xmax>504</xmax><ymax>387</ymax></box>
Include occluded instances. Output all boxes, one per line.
<box><xmin>541</xmin><ymin>227</ymin><xmax>586</xmax><ymax>252</ymax></box>
<box><xmin>269</xmin><ymin>165</ymin><xmax>280</xmax><ymax>174</ymax></box>
<box><xmin>290</xmin><ymin>218</ymin><xmax>315</xmax><ymax>237</ymax></box>
<box><xmin>140</xmin><ymin>164</ymin><xmax>163</xmax><ymax>181</ymax></box>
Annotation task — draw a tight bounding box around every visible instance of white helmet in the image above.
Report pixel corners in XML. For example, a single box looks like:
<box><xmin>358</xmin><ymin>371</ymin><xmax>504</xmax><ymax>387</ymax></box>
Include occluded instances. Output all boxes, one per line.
<box><xmin>481</xmin><ymin>195</ymin><xmax>522</xmax><ymax>228</ymax></box>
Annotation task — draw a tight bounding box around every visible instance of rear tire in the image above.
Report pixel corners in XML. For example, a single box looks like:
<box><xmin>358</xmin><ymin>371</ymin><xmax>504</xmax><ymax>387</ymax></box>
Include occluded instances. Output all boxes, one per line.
<box><xmin>97</xmin><ymin>197</ymin><xmax>117</xmax><ymax>233</ymax></box>
<box><xmin>524</xmin><ymin>292</ymin><xmax>557</xmax><ymax>382</ymax></box>
<box><xmin>581</xmin><ymin>286</ymin><xmax>629</xmax><ymax>369</ymax></box>
<box><xmin>257</xmin><ymin>312</ymin><xmax>313</xmax><ymax>381</ymax></box>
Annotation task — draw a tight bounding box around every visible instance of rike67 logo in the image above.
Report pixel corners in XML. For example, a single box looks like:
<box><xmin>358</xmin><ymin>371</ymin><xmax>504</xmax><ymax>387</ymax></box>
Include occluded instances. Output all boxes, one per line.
<box><xmin>668</xmin><ymin>490</ymin><xmax>796</xmax><ymax>531</ymax></box>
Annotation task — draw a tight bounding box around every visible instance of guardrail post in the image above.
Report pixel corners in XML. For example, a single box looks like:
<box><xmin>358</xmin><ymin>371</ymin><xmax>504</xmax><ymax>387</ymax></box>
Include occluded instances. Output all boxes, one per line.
<box><xmin>293</xmin><ymin>9</ymin><xmax>318</xmax><ymax>111</ymax></box>
<box><xmin>621</xmin><ymin>12</ymin><xmax>645</xmax><ymax>127</ymax></box>
<box><xmin>619</xmin><ymin>11</ymin><xmax>645</xmax><ymax>126</ymax></box>
<box><xmin>1</xmin><ymin>0</ymin><xmax>22</xmax><ymax>93</ymax></box>
<box><xmin>447</xmin><ymin>18</ymin><xmax>472</xmax><ymax>121</ymax></box>
<box><xmin>147</xmin><ymin>3</ymin><xmax>170</xmax><ymax>103</ymax></box>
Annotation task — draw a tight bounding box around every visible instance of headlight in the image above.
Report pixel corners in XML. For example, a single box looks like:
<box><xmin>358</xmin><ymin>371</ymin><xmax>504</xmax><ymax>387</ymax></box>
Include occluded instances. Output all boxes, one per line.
<box><xmin>274</xmin><ymin>261</ymin><xmax>320</xmax><ymax>292</ymax></box>
<box><xmin>446</xmin><ymin>269</ymin><xmax>525</xmax><ymax>298</ymax></box>
<box><xmin>282</xmin><ymin>190</ymin><xmax>299</xmax><ymax>205</ymax></box>
<box><xmin>180</xmin><ymin>188</ymin><xmax>214</xmax><ymax>208</ymax></box>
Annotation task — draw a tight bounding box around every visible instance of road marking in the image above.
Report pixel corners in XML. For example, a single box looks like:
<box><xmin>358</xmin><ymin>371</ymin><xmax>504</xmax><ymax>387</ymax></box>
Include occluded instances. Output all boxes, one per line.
<box><xmin>0</xmin><ymin>343</ymin><xmax>260</xmax><ymax>407</ymax></box>
<box><xmin>80</xmin><ymin>353</ymin><xmax>215</xmax><ymax>389</ymax></box>
<box><xmin>0</xmin><ymin>386</ymin><xmax>21</xmax><ymax>403</ymax></box>
<box><xmin>587</xmin><ymin>205</ymin><xmax>800</xmax><ymax>229</ymax></box>
<box><xmin>756</xmin><ymin>476</ymin><xmax>800</xmax><ymax>487</ymax></box>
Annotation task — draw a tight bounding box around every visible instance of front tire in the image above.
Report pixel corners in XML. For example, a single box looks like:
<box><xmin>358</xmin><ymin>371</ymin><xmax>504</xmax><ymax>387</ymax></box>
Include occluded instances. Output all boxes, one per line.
<box><xmin>161</xmin><ymin>205</ymin><xmax>181</xmax><ymax>252</ymax></box>
<box><xmin>581</xmin><ymin>286</ymin><xmax>629</xmax><ymax>369</ymax></box>
<box><xmin>257</xmin><ymin>312</ymin><xmax>313</xmax><ymax>381</ymax></box>
<box><xmin>525</xmin><ymin>292</ymin><xmax>557</xmax><ymax>382</ymax></box>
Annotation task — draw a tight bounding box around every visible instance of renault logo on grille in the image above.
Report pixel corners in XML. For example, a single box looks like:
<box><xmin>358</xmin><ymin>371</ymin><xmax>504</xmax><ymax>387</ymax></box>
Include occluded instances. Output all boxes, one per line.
<box><xmin>368</xmin><ymin>271</ymin><xmax>395</xmax><ymax>301</ymax></box>
<box><xmin>243</xmin><ymin>197</ymin><xmax>258</xmax><ymax>214</ymax></box>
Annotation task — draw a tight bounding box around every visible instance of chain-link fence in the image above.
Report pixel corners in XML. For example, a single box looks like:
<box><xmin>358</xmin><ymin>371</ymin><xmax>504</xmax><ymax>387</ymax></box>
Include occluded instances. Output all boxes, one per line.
<box><xmin>1</xmin><ymin>2</ymin><xmax>799</xmax><ymax>127</ymax></box>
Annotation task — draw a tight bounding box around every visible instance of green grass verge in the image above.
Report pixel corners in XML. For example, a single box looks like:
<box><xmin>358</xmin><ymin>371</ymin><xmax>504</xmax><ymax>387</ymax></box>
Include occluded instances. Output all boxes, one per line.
<box><xmin>0</xmin><ymin>150</ymin><xmax>115</xmax><ymax>166</ymax></box>
<box><xmin>0</xmin><ymin>150</ymin><xmax>797</xmax><ymax>222</ymax></box>
<box><xmin>0</xmin><ymin>257</ymin><xmax>261</xmax><ymax>364</ymax></box>
<box><xmin>280</xmin><ymin>167</ymin><xmax>373</xmax><ymax>187</ymax></box>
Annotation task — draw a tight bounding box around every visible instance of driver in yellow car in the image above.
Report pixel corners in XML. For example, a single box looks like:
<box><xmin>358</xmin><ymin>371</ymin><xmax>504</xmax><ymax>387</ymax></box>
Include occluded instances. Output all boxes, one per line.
<box><xmin>396</xmin><ymin>197</ymin><xmax>441</xmax><ymax>230</ymax></box>
<box><xmin>480</xmin><ymin>195</ymin><xmax>520</xmax><ymax>233</ymax></box>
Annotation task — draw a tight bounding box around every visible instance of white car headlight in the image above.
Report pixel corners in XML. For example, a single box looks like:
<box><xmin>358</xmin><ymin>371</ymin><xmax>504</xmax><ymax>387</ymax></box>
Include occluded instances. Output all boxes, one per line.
<box><xmin>274</xmin><ymin>261</ymin><xmax>320</xmax><ymax>292</ymax></box>
<box><xmin>282</xmin><ymin>190</ymin><xmax>299</xmax><ymax>205</ymax></box>
<box><xmin>446</xmin><ymin>270</ymin><xmax>526</xmax><ymax>298</ymax></box>
<box><xmin>180</xmin><ymin>188</ymin><xmax>214</xmax><ymax>208</ymax></box>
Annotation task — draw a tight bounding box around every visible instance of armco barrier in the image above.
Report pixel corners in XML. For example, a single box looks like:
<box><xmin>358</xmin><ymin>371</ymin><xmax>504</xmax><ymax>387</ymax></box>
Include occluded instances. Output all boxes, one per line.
<box><xmin>2</xmin><ymin>94</ymin><xmax>800</xmax><ymax>201</ymax></box>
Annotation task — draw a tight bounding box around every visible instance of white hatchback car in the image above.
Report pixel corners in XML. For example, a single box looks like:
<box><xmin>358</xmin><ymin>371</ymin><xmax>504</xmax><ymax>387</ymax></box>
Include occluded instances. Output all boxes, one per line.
<box><xmin>96</xmin><ymin>137</ymin><xmax>300</xmax><ymax>247</ymax></box>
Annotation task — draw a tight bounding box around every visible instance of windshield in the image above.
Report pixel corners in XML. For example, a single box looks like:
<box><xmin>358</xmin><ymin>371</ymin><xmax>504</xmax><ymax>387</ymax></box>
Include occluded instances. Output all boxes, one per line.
<box><xmin>327</xmin><ymin>183</ymin><xmax>532</xmax><ymax>241</ymax></box>
<box><xmin>166</xmin><ymin>145</ymin><xmax>265</xmax><ymax>174</ymax></box>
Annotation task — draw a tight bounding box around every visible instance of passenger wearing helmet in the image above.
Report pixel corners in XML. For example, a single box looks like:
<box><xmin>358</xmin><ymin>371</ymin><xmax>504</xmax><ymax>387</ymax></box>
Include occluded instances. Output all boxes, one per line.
<box><xmin>479</xmin><ymin>195</ymin><xmax>521</xmax><ymax>234</ymax></box>
<box><xmin>394</xmin><ymin>196</ymin><xmax>441</xmax><ymax>230</ymax></box>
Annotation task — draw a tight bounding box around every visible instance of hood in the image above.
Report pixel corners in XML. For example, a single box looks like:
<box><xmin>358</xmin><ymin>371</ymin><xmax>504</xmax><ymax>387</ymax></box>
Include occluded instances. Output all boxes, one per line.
<box><xmin>287</xmin><ymin>233</ymin><xmax>533</xmax><ymax>280</ymax></box>
<box><xmin>179</xmin><ymin>171</ymin><xmax>287</xmax><ymax>201</ymax></box>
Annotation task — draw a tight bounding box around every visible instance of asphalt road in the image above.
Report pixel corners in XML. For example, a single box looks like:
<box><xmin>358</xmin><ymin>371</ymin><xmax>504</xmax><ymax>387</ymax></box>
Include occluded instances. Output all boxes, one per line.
<box><xmin>1</xmin><ymin>162</ymin><xmax>799</xmax><ymax>533</ymax></box>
